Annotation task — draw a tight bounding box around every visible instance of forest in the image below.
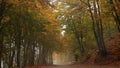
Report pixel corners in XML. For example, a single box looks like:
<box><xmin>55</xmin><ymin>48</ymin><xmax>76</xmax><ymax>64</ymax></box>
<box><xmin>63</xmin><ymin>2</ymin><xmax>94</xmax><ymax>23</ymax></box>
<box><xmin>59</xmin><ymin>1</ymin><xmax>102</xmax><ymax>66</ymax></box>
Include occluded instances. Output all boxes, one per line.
<box><xmin>0</xmin><ymin>0</ymin><xmax>120</xmax><ymax>68</ymax></box>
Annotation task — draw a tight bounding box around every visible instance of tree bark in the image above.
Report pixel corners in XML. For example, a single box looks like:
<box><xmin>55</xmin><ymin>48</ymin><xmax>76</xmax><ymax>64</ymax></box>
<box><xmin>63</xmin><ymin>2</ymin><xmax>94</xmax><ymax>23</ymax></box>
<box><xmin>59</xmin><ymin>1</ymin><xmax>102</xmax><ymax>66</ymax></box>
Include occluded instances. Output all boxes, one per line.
<box><xmin>87</xmin><ymin>0</ymin><xmax>107</xmax><ymax>56</ymax></box>
<box><xmin>0</xmin><ymin>34</ymin><xmax>3</xmax><ymax>68</ymax></box>
<box><xmin>15</xmin><ymin>23</ymin><xmax>21</xmax><ymax>67</ymax></box>
<box><xmin>69</xmin><ymin>16</ymin><xmax>85</xmax><ymax>54</ymax></box>
<box><xmin>110</xmin><ymin>0</ymin><xmax>120</xmax><ymax>32</ymax></box>
<box><xmin>0</xmin><ymin>1</ymin><xmax>6</xmax><ymax>67</ymax></box>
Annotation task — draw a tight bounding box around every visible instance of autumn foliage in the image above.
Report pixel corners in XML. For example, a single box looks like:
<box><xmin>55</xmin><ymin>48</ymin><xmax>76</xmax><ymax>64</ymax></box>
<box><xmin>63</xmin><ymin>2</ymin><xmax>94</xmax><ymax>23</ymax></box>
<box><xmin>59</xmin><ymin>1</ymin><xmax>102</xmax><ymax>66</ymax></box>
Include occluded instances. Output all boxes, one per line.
<box><xmin>83</xmin><ymin>33</ymin><xmax>120</xmax><ymax>66</ymax></box>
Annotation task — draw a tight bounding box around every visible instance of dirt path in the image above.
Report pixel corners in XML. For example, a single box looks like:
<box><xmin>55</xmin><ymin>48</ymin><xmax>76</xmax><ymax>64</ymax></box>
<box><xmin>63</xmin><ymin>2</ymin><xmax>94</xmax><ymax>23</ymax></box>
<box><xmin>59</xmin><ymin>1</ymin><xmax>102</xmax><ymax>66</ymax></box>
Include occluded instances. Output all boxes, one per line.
<box><xmin>46</xmin><ymin>65</ymin><xmax>119</xmax><ymax>68</ymax></box>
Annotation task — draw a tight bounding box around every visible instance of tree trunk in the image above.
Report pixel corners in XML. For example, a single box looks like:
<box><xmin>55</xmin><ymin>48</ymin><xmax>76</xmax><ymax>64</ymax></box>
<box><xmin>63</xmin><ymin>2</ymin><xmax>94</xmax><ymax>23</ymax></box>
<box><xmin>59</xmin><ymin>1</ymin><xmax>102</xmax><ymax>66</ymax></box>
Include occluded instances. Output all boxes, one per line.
<box><xmin>0</xmin><ymin>1</ymin><xmax>6</xmax><ymax>67</ymax></box>
<box><xmin>28</xmin><ymin>41</ymin><xmax>35</xmax><ymax>66</ymax></box>
<box><xmin>0</xmin><ymin>28</ymin><xmax>4</xmax><ymax>68</ymax></box>
<box><xmin>69</xmin><ymin>17</ymin><xmax>85</xmax><ymax>53</ymax></box>
<box><xmin>15</xmin><ymin>23</ymin><xmax>21</xmax><ymax>67</ymax></box>
<box><xmin>88</xmin><ymin>0</ymin><xmax>107</xmax><ymax>56</ymax></box>
<box><xmin>110</xmin><ymin>0</ymin><xmax>120</xmax><ymax>32</ymax></box>
<box><xmin>23</xmin><ymin>40</ymin><xmax>28</xmax><ymax>67</ymax></box>
<box><xmin>38</xmin><ymin>45</ymin><xmax>43</xmax><ymax>65</ymax></box>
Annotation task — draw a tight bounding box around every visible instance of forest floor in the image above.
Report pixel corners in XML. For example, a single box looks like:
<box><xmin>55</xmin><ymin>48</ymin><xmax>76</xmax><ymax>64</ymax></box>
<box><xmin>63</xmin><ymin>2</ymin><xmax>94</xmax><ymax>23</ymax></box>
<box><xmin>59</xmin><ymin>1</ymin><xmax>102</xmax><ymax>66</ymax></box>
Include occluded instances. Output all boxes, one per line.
<box><xmin>23</xmin><ymin>64</ymin><xmax>120</xmax><ymax>68</ymax></box>
<box><xmin>72</xmin><ymin>33</ymin><xmax>120</xmax><ymax>66</ymax></box>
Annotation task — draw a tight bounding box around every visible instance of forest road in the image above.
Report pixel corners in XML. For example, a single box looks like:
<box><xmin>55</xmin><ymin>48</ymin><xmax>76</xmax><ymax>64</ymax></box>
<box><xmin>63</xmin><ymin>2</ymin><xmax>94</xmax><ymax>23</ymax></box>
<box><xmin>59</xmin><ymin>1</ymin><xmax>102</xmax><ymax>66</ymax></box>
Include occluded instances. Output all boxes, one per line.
<box><xmin>46</xmin><ymin>65</ymin><xmax>120</xmax><ymax>68</ymax></box>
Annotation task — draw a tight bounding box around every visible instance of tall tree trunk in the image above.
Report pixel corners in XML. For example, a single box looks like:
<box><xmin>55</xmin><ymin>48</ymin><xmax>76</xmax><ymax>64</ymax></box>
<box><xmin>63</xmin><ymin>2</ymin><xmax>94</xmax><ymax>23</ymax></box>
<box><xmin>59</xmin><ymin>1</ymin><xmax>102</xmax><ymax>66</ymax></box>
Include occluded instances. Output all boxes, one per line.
<box><xmin>0</xmin><ymin>1</ymin><xmax>6</xmax><ymax>67</ymax></box>
<box><xmin>38</xmin><ymin>45</ymin><xmax>43</xmax><ymax>65</ymax></box>
<box><xmin>42</xmin><ymin>47</ymin><xmax>47</xmax><ymax>64</ymax></box>
<box><xmin>23</xmin><ymin>30</ymin><xmax>29</xmax><ymax>67</ymax></box>
<box><xmin>0</xmin><ymin>0</ymin><xmax>6</xmax><ymax>31</ymax></box>
<box><xmin>27</xmin><ymin>40</ymin><xmax>32</xmax><ymax>66</ymax></box>
<box><xmin>8</xmin><ymin>39</ymin><xmax>15</xmax><ymax>68</ymax></box>
<box><xmin>96</xmin><ymin>0</ymin><xmax>107</xmax><ymax>56</ymax></box>
<box><xmin>28</xmin><ymin>41</ymin><xmax>35</xmax><ymax>66</ymax></box>
<box><xmin>8</xmin><ymin>50</ymin><xmax>15</xmax><ymax>68</ymax></box>
<box><xmin>69</xmin><ymin>17</ymin><xmax>85</xmax><ymax>53</ymax></box>
<box><xmin>0</xmin><ymin>34</ymin><xmax>3</xmax><ymax>68</ymax></box>
<box><xmin>47</xmin><ymin>48</ymin><xmax>53</xmax><ymax>64</ymax></box>
<box><xmin>23</xmin><ymin>44</ymin><xmax>27</xmax><ymax>67</ymax></box>
<box><xmin>38</xmin><ymin>45</ymin><xmax>47</xmax><ymax>65</ymax></box>
<box><xmin>15</xmin><ymin>23</ymin><xmax>21</xmax><ymax>67</ymax></box>
<box><xmin>88</xmin><ymin>0</ymin><xmax>107</xmax><ymax>56</ymax></box>
<box><xmin>110</xmin><ymin>0</ymin><xmax>120</xmax><ymax>32</ymax></box>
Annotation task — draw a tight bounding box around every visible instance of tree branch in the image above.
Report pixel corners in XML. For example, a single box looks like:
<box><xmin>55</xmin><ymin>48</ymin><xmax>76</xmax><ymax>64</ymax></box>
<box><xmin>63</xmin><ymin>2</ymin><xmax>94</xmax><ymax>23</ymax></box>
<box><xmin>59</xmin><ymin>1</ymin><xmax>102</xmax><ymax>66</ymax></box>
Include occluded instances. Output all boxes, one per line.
<box><xmin>79</xmin><ymin>0</ymin><xmax>89</xmax><ymax>6</ymax></box>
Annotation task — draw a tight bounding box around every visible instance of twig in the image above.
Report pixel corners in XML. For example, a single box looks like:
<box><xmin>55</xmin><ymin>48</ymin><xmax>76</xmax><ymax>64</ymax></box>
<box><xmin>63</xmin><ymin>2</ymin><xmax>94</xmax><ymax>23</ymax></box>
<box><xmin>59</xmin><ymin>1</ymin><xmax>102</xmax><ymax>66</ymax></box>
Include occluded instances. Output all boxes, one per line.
<box><xmin>79</xmin><ymin>0</ymin><xmax>88</xmax><ymax>6</ymax></box>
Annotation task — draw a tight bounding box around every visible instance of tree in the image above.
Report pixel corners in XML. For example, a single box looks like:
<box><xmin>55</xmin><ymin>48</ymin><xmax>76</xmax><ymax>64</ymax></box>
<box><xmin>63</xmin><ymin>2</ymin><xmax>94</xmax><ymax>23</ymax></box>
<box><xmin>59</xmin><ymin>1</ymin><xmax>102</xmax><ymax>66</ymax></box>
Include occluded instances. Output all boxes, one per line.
<box><xmin>78</xmin><ymin>0</ymin><xmax>107</xmax><ymax>56</ymax></box>
<box><xmin>0</xmin><ymin>0</ymin><xmax>7</xmax><ymax>68</ymax></box>
<box><xmin>0</xmin><ymin>0</ymin><xmax>61</xmax><ymax>67</ymax></box>
<box><xmin>109</xmin><ymin>0</ymin><xmax>120</xmax><ymax>32</ymax></box>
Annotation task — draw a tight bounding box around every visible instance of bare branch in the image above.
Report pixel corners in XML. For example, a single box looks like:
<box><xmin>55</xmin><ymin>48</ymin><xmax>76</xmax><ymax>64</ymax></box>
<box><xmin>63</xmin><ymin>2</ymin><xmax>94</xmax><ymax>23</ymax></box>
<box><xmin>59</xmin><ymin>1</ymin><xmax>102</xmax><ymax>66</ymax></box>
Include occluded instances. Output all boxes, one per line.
<box><xmin>79</xmin><ymin>0</ymin><xmax>88</xmax><ymax>6</ymax></box>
